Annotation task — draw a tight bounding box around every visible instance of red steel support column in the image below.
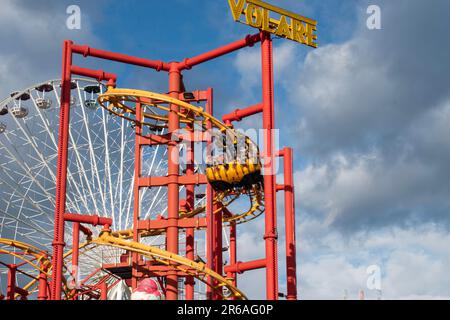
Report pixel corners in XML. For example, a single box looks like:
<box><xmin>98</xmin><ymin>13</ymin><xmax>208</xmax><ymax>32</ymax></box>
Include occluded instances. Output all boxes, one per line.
<box><xmin>283</xmin><ymin>148</ymin><xmax>297</xmax><ymax>300</ymax></box>
<box><xmin>185</xmin><ymin>120</ymin><xmax>196</xmax><ymax>300</ymax></box>
<box><xmin>6</xmin><ymin>265</ymin><xmax>16</xmax><ymax>300</ymax></box>
<box><xmin>261</xmin><ymin>31</ymin><xmax>278</xmax><ymax>300</ymax></box>
<box><xmin>205</xmin><ymin>88</ymin><xmax>214</xmax><ymax>300</ymax></box>
<box><xmin>72</xmin><ymin>222</ymin><xmax>80</xmax><ymax>297</ymax></box>
<box><xmin>37</xmin><ymin>266</ymin><xmax>48</xmax><ymax>300</ymax></box>
<box><xmin>228</xmin><ymin>221</ymin><xmax>237</xmax><ymax>288</ymax></box>
<box><xmin>51</xmin><ymin>40</ymin><xmax>73</xmax><ymax>300</ymax></box>
<box><xmin>185</xmin><ymin>228</ymin><xmax>195</xmax><ymax>299</ymax></box>
<box><xmin>132</xmin><ymin>102</ymin><xmax>142</xmax><ymax>290</ymax></box>
<box><xmin>166</xmin><ymin>63</ymin><xmax>181</xmax><ymax>300</ymax></box>
<box><xmin>100</xmin><ymin>281</ymin><xmax>108</xmax><ymax>300</ymax></box>
<box><xmin>209</xmin><ymin>86</ymin><xmax>223</xmax><ymax>300</ymax></box>
<box><xmin>213</xmin><ymin>203</ymin><xmax>223</xmax><ymax>300</ymax></box>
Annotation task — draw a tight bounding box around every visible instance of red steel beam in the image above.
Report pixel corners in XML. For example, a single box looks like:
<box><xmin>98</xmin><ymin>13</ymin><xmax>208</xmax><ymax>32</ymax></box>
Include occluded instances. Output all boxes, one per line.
<box><xmin>178</xmin><ymin>33</ymin><xmax>261</xmax><ymax>70</ymax></box>
<box><xmin>71</xmin><ymin>34</ymin><xmax>261</xmax><ymax>73</ymax></box>
<box><xmin>100</xmin><ymin>281</ymin><xmax>108</xmax><ymax>300</ymax></box>
<box><xmin>132</xmin><ymin>102</ymin><xmax>143</xmax><ymax>290</ymax></box>
<box><xmin>281</xmin><ymin>148</ymin><xmax>297</xmax><ymax>300</ymax></box>
<box><xmin>184</xmin><ymin>199</ymin><xmax>195</xmax><ymax>297</ymax></box>
<box><xmin>70</xmin><ymin>66</ymin><xmax>117</xmax><ymax>83</ymax></box>
<box><xmin>79</xmin><ymin>268</ymin><xmax>103</xmax><ymax>287</ymax></box>
<box><xmin>79</xmin><ymin>224</ymin><xmax>93</xmax><ymax>238</ymax></box>
<box><xmin>6</xmin><ymin>265</ymin><xmax>17</xmax><ymax>300</ymax></box>
<box><xmin>137</xmin><ymin>217</ymin><xmax>207</xmax><ymax>230</ymax></box>
<box><xmin>212</xmin><ymin>202</ymin><xmax>223</xmax><ymax>300</ymax></box>
<box><xmin>222</xmin><ymin>103</ymin><xmax>263</xmax><ymax>124</ymax></box>
<box><xmin>261</xmin><ymin>31</ymin><xmax>279</xmax><ymax>300</ymax></box>
<box><xmin>205</xmin><ymin>88</ymin><xmax>215</xmax><ymax>300</ymax></box>
<box><xmin>5</xmin><ymin>265</ymin><xmax>29</xmax><ymax>299</ymax></box>
<box><xmin>137</xmin><ymin>173</ymin><xmax>207</xmax><ymax>187</ymax></box>
<box><xmin>138</xmin><ymin>132</ymin><xmax>208</xmax><ymax>146</ymax></box>
<box><xmin>71</xmin><ymin>222</ymin><xmax>80</xmax><ymax>299</ymax></box>
<box><xmin>51</xmin><ymin>40</ymin><xmax>73</xmax><ymax>300</ymax></box>
<box><xmin>228</xmin><ymin>221</ymin><xmax>237</xmax><ymax>291</ymax></box>
<box><xmin>64</xmin><ymin>213</ymin><xmax>112</xmax><ymax>227</ymax></box>
<box><xmin>166</xmin><ymin>63</ymin><xmax>182</xmax><ymax>300</ymax></box>
<box><xmin>37</xmin><ymin>267</ymin><xmax>48</xmax><ymax>300</ymax></box>
<box><xmin>185</xmin><ymin>115</ymin><xmax>196</xmax><ymax>300</ymax></box>
<box><xmin>71</xmin><ymin>44</ymin><xmax>171</xmax><ymax>72</ymax></box>
<box><xmin>224</xmin><ymin>259</ymin><xmax>267</xmax><ymax>274</ymax></box>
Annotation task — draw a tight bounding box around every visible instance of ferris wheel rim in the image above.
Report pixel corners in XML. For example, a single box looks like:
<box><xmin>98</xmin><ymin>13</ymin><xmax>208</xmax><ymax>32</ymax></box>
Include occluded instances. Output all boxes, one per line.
<box><xmin>1</xmin><ymin>78</ymin><xmax>169</xmax><ymax>251</ymax></box>
<box><xmin>0</xmin><ymin>78</ymin><xmax>106</xmax><ymax>109</ymax></box>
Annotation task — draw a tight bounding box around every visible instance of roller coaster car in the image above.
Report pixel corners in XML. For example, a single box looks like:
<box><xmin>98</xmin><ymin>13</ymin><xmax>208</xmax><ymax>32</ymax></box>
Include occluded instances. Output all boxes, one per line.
<box><xmin>206</xmin><ymin>134</ymin><xmax>263</xmax><ymax>191</ymax></box>
<box><xmin>206</xmin><ymin>160</ymin><xmax>263</xmax><ymax>192</ymax></box>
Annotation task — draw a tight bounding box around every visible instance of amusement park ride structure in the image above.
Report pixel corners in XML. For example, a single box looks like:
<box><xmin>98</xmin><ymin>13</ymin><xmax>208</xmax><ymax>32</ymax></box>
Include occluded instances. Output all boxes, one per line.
<box><xmin>0</xmin><ymin>1</ymin><xmax>317</xmax><ymax>300</ymax></box>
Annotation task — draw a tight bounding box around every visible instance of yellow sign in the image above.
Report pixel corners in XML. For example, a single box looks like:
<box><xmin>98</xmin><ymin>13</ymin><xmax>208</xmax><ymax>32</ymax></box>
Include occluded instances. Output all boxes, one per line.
<box><xmin>228</xmin><ymin>0</ymin><xmax>318</xmax><ymax>48</ymax></box>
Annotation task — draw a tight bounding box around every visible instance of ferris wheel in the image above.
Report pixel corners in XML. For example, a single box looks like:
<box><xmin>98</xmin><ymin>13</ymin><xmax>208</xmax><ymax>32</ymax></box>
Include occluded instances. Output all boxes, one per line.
<box><xmin>0</xmin><ymin>78</ymin><xmax>213</xmax><ymax>299</ymax></box>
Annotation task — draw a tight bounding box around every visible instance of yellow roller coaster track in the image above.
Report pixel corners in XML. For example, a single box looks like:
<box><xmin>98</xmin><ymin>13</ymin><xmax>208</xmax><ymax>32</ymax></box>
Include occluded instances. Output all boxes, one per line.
<box><xmin>0</xmin><ymin>238</ymin><xmax>50</xmax><ymax>274</ymax></box>
<box><xmin>4</xmin><ymin>233</ymin><xmax>246</xmax><ymax>300</ymax></box>
<box><xmin>0</xmin><ymin>238</ymin><xmax>76</xmax><ymax>299</ymax></box>
<box><xmin>97</xmin><ymin>88</ymin><xmax>265</xmax><ymax>225</ymax></box>
<box><xmin>92</xmin><ymin>229</ymin><xmax>247</xmax><ymax>300</ymax></box>
<box><xmin>97</xmin><ymin>88</ymin><xmax>231</xmax><ymax>131</ymax></box>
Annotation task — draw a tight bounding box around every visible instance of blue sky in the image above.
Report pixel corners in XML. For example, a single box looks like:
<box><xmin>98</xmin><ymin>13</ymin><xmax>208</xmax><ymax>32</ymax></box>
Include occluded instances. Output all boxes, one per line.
<box><xmin>2</xmin><ymin>0</ymin><xmax>450</xmax><ymax>299</ymax></box>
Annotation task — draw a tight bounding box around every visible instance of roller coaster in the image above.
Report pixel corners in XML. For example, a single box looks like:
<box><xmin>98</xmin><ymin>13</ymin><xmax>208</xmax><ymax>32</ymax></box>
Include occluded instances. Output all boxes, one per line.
<box><xmin>0</xmin><ymin>2</ymin><xmax>308</xmax><ymax>300</ymax></box>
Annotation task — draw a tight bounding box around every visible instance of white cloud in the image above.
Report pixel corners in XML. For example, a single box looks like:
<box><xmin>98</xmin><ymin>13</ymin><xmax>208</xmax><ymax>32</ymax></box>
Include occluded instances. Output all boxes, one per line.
<box><xmin>0</xmin><ymin>0</ymin><xmax>100</xmax><ymax>97</ymax></box>
<box><xmin>298</xmin><ymin>218</ymin><xmax>450</xmax><ymax>299</ymax></box>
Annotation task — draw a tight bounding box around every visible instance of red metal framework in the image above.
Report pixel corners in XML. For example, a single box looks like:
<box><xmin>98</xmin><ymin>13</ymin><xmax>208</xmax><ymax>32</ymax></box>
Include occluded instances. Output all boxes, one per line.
<box><xmin>45</xmin><ymin>30</ymin><xmax>298</xmax><ymax>300</ymax></box>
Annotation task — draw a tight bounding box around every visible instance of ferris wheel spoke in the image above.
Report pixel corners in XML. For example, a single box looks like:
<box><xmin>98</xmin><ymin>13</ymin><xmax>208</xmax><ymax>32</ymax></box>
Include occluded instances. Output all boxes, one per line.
<box><xmin>71</xmin><ymin>85</ymin><xmax>108</xmax><ymax>216</ymax></box>
<box><xmin>0</xmin><ymin>207</ymin><xmax>52</xmax><ymax>240</ymax></box>
<box><xmin>67</xmin><ymin>128</ymin><xmax>99</xmax><ymax>214</ymax></box>
<box><xmin>0</xmin><ymin>176</ymin><xmax>53</xmax><ymax>228</ymax></box>
<box><xmin>100</xmin><ymin>105</ymin><xmax>116</xmax><ymax>227</ymax></box>
<box><xmin>8</xmin><ymin>114</ymin><xmax>86</xmax><ymax>216</ymax></box>
<box><xmin>123</xmin><ymin>173</ymin><xmax>135</xmax><ymax>230</ymax></box>
<box><xmin>0</xmin><ymin>164</ymin><xmax>52</xmax><ymax>211</ymax></box>
<box><xmin>51</xmin><ymin>83</ymin><xmax>100</xmax><ymax>215</ymax></box>
<box><xmin>1</xmin><ymin>133</ymin><xmax>56</xmax><ymax>209</ymax></box>
<box><xmin>117</xmin><ymin>166</ymin><xmax>133</xmax><ymax>229</ymax></box>
<box><xmin>75</xmin><ymin>83</ymin><xmax>128</xmax><ymax>263</ymax></box>
<box><xmin>76</xmin><ymin>90</ymin><xmax>109</xmax><ymax>219</ymax></box>
<box><xmin>17</xmin><ymin>180</ymin><xmax>52</xmax><ymax>228</ymax></box>
<box><xmin>2</xmin><ymin>220</ymin><xmax>51</xmax><ymax>248</ymax></box>
<box><xmin>115</xmin><ymin>117</ymin><xmax>126</xmax><ymax>229</ymax></box>
<box><xmin>10</xmin><ymin>113</ymin><xmax>56</xmax><ymax>182</ymax></box>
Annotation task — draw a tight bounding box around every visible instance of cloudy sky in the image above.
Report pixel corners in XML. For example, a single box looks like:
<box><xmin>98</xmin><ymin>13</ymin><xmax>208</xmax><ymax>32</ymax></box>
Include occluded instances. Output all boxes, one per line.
<box><xmin>1</xmin><ymin>0</ymin><xmax>450</xmax><ymax>300</ymax></box>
